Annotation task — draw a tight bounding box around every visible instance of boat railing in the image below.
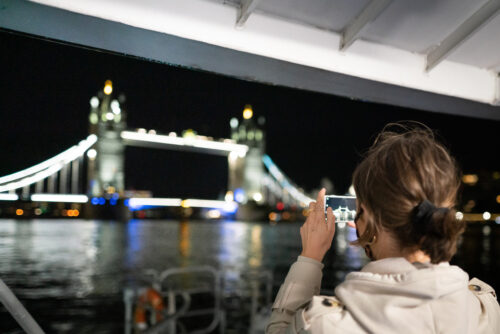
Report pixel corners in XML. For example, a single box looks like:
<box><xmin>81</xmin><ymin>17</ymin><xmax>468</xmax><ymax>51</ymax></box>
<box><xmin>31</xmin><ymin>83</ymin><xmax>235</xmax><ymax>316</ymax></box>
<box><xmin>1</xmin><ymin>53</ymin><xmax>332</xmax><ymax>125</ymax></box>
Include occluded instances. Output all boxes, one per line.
<box><xmin>124</xmin><ymin>265</ymin><xmax>273</xmax><ymax>334</ymax></box>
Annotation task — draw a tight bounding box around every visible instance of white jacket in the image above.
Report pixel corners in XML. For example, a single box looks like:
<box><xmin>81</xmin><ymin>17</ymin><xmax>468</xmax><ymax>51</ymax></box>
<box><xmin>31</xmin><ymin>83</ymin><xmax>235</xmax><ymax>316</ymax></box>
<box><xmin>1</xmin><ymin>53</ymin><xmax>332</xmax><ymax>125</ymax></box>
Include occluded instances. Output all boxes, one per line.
<box><xmin>267</xmin><ymin>256</ymin><xmax>500</xmax><ymax>333</ymax></box>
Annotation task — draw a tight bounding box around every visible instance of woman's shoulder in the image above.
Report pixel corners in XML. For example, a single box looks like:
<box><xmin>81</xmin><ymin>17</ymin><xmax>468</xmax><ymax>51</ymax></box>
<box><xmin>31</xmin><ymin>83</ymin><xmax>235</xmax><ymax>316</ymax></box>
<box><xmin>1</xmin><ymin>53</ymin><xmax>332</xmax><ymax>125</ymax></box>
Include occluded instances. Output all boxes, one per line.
<box><xmin>292</xmin><ymin>295</ymin><xmax>364</xmax><ymax>333</ymax></box>
<box><xmin>468</xmin><ymin>278</ymin><xmax>500</xmax><ymax>334</ymax></box>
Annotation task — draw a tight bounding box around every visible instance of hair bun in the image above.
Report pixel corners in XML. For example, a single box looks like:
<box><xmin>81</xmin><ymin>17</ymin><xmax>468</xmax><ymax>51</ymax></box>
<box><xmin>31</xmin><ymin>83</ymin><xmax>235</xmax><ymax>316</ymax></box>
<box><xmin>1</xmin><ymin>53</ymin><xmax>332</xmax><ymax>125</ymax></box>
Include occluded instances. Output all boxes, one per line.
<box><xmin>412</xmin><ymin>200</ymin><xmax>449</xmax><ymax>235</ymax></box>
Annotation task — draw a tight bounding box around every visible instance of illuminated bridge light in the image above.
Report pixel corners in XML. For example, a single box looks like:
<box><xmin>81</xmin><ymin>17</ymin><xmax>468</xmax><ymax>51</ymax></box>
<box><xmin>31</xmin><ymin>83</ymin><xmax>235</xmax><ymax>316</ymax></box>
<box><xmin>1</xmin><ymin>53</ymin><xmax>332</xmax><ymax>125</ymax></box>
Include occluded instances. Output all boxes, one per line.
<box><xmin>243</xmin><ymin>104</ymin><xmax>253</xmax><ymax>119</ymax></box>
<box><xmin>183</xmin><ymin>199</ymin><xmax>238</xmax><ymax>212</ymax></box>
<box><xmin>0</xmin><ymin>193</ymin><xmax>19</xmax><ymax>201</ymax></box>
<box><xmin>121</xmin><ymin>131</ymin><xmax>248</xmax><ymax>156</ymax></box>
<box><xmin>126</xmin><ymin>198</ymin><xmax>237</xmax><ymax>213</ymax></box>
<box><xmin>262</xmin><ymin>155</ymin><xmax>313</xmax><ymax>206</ymax></box>
<box><xmin>31</xmin><ymin>194</ymin><xmax>89</xmax><ymax>203</ymax></box>
<box><xmin>0</xmin><ymin>135</ymin><xmax>97</xmax><ymax>192</ymax></box>
<box><xmin>0</xmin><ymin>164</ymin><xmax>64</xmax><ymax>193</ymax></box>
<box><xmin>103</xmin><ymin>80</ymin><xmax>113</xmax><ymax>95</ymax></box>
<box><xmin>0</xmin><ymin>135</ymin><xmax>97</xmax><ymax>186</ymax></box>
<box><xmin>128</xmin><ymin>198</ymin><xmax>182</xmax><ymax>208</ymax></box>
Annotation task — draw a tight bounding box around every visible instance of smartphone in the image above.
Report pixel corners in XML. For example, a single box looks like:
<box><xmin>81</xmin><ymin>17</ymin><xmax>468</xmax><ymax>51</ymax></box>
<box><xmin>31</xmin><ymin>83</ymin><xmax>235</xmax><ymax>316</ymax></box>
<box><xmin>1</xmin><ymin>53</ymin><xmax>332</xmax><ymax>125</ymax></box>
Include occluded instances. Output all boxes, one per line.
<box><xmin>324</xmin><ymin>195</ymin><xmax>357</xmax><ymax>223</ymax></box>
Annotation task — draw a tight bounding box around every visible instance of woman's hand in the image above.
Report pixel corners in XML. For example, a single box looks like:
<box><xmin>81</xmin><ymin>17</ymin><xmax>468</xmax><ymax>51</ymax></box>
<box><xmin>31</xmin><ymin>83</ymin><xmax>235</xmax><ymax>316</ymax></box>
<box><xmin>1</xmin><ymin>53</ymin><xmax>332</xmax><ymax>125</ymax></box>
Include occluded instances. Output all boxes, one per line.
<box><xmin>300</xmin><ymin>188</ymin><xmax>336</xmax><ymax>262</ymax></box>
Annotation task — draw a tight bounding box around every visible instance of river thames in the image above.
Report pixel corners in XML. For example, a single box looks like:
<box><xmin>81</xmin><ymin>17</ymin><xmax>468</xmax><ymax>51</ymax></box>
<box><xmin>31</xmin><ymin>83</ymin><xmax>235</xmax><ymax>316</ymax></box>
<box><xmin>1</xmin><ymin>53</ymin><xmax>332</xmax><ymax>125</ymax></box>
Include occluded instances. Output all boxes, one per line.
<box><xmin>0</xmin><ymin>219</ymin><xmax>498</xmax><ymax>333</ymax></box>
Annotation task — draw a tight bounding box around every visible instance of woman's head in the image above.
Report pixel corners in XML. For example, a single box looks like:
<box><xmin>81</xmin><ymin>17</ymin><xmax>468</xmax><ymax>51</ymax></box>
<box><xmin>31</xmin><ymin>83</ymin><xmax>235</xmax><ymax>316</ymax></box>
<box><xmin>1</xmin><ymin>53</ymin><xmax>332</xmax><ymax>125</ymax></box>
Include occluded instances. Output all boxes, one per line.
<box><xmin>352</xmin><ymin>122</ymin><xmax>465</xmax><ymax>264</ymax></box>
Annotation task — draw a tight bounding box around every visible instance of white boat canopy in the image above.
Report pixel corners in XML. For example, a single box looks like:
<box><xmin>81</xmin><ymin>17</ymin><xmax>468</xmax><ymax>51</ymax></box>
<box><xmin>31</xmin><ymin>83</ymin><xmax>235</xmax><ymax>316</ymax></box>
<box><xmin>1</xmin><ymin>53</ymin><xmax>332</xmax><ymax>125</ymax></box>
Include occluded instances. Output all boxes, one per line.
<box><xmin>2</xmin><ymin>0</ymin><xmax>500</xmax><ymax>119</ymax></box>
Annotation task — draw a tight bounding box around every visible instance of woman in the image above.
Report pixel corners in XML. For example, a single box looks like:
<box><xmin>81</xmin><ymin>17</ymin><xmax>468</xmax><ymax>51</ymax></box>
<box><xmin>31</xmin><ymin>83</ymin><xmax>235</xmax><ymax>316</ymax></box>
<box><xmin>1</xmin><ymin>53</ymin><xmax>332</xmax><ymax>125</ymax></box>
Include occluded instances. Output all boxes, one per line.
<box><xmin>266</xmin><ymin>124</ymin><xmax>500</xmax><ymax>333</ymax></box>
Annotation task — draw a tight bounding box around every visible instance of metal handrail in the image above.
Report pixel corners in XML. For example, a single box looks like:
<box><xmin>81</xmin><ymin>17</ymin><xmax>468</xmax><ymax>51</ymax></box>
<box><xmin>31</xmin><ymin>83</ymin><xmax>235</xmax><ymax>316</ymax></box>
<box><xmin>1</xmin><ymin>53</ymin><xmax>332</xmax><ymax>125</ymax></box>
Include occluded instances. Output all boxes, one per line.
<box><xmin>0</xmin><ymin>278</ymin><xmax>45</xmax><ymax>334</ymax></box>
<box><xmin>124</xmin><ymin>266</ymin><xmax>274</xmax><ymax>334</ymax></box>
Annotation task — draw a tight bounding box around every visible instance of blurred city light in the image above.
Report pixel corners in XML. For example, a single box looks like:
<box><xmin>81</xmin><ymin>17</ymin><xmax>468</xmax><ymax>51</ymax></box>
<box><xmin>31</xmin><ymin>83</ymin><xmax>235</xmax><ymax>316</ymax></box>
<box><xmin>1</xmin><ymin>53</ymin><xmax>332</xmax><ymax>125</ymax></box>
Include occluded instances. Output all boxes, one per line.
<box><xmin>234</xmin><ymin>188</ymin><xmax>245</xmax><ymax>203</ymax></box>
<box><xmin>129</xmin><ymin>198</ymin><xmax>182</xmax><ymax>208</ymax></box>
<box><xmin>0</xmin><ymin>135</ymin><xmax>97</xmax><ymax>188</ymax></box>
<box><xmin>243</xmin><ymin>104</ymin><xmax>253</xmax><ymax>119</ymax></box>
<box><xmin>0</xmin><ymin>193</ymin><xmax>19</xmax><ymax>201</ymax></box>
<box><xmin>110</xmin><ymin>100</ymin><xmax>120</xmax><ymax>114</ymax></box>
<box><xmin>89</xmin><ymin>113</ymin><xmax>98</xmax><ymax>124</ymax></box>
<box><xmin>228</xmin><ymin>151</ymin><xmax>239</xmax><ymax>163</ymax></box>
<box><xmin>230</xmin><ymin>117</ymin><xmax>239</xmax><ymax>129</ymax></box>
<box><xmin>268</xmin><ymin>212</ymin><xmax>277</xmax><ymax>221</ymax></box>
<box><xmin>90</xmin><ymin>96</ymin><xmax>99</xmax><ymax>108</ymax></box>
<box><xmin>456</xmin><ymin>211</ymin><xmax>464</xmax><ymax>220</ymax></box>
<box><xmin>15</xmin><ymin>209</ymin><xmax>23</xmax><ymax>216</ymax></box>
<box><xmin>103</xmin><ymin>80</ymin><xmax>113</xmax><ymax>95</ymax></box>
<box><xmin>462</xmin><ymin>174</ymin><xmax>478</xmax><ymax>185</ymax></box>
<box><xmin>252</xmin><ymin>192</ymin><xmax>263</xmax><ymax>202</ymax></box>
<box><xmin>207</xmin><ymin>209</ymin><xmax>221</xmax><ymax>219</ymax></box>
<box><xmin>87</xmin><ymin>149</ymin><xmax>97</xmax><ymax>160</ymax></box>
<box><xmin>225</xmin><ymin>191</ymin><xmax>234</xmax><ymax>202</ymax></box>
<box><xmin>31</xmin><ymin>194</ymin><xmax>89</xmax><ymax>203</ymax></box>
<box><xmin>121</xmin><ymin>131</ymin><xmax>248</xmax><ymax>156</ymax></box>
<box><xmin>483</xmin><ymin>211</ymin><xmax>491</xmax><ymax>220</ymax></box>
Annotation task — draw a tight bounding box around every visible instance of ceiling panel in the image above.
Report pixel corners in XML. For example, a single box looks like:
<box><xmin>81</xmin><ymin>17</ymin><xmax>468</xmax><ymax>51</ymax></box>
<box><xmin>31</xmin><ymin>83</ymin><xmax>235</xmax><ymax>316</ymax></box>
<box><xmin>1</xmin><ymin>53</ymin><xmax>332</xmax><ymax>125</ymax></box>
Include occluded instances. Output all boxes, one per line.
<box><xmin>359</xmin><ymin>0</ymin><xmax>490</xmax><ymax>53</ymax></box>
<box><xmin>256</xmin><ymin>0</ymin><xmax>368</xmax><ymax>32</ymax></box>
<box><xmin>447</xmin><ymin>13</ymin><xmax>500</xmax><ymax>70</ymax></box>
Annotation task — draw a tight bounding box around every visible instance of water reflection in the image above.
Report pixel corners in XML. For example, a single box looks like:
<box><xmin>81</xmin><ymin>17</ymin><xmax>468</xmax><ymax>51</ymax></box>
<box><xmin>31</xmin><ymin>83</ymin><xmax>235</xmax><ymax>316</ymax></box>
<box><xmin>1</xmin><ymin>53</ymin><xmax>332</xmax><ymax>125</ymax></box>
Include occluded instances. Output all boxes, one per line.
<box><xmin>0</xmin><ymin>219</ymin><xmax>497</xmax><ymax>333</ymax></box>
<box><xmin>249</xmin><ymin>225</ymin><xmax>263</xmax><ymax>268</ymax></box>
<box><xmin>179</xmin><ymin>221</ymin><xmax>191</xmax><ymax>265</ymax></box>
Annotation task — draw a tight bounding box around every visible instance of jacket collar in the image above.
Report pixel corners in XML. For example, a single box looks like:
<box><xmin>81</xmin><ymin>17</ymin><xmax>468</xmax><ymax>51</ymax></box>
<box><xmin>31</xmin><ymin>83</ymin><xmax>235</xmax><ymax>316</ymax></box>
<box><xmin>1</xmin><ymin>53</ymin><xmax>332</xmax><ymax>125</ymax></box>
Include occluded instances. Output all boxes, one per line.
<box><xmin>360</xmin><ymin>257</ymin><xmax>449</xmax><ymax>275</ymax></box>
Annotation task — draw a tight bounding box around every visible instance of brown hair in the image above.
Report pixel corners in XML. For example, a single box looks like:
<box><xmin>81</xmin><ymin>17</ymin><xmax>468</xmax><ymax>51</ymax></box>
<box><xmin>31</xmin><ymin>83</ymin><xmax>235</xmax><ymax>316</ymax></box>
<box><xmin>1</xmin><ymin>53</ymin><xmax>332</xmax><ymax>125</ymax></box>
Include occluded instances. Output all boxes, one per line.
<box><xmin>352</xmin><ymin>122</ymin><xmax>465</xmax><ymax>264</ymax></box>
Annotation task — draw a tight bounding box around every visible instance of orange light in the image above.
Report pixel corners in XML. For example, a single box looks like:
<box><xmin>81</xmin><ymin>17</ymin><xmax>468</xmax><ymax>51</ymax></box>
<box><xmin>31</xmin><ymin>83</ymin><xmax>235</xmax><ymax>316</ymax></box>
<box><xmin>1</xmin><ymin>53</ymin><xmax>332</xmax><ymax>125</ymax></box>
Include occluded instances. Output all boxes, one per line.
<box><xmin>15</xmin><ymin>209</ymin><xmax>23</xmax><ymax>216</ymax></box>
<box><xmin>282</xmin><ymin>212</ymin><xmax>291</xmax><ymax>220</ymax></box>
<box><xmin>496</xmin><ymin>195</ymin><xmax>500</xmax><ymax>204</ymax></box>
<box><xmin>103</xmin><ymin>80</ymin><xmax>113</xmax><ymax>95</ymax></box>
<box><xmin>243</xmin><ymin>104</ymin><xmax>253</xmax><ymax>119</ymax></box>
<box><xmin>268</xmin><ymin>212</ymin><xmax>277</xmax><ymax>221</ymax></box>
<box><xmin>462</xmin><ymin>174</ymin><xmax>478</xmax><ymax>185</ymax></box>
<box><xmin>73</xmin><ymin>209</ymin><xmax>80</xmax><ymax>217</ymax></box>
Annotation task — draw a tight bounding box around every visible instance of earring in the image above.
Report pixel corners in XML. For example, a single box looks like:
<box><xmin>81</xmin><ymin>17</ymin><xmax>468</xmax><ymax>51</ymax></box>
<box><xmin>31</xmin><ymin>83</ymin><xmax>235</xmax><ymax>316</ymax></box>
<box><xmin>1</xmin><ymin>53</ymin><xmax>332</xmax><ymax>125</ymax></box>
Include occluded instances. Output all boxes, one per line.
<box><xmin>367</xmin><ymin>234</ymin><xmax>377</xmax><ymax>245</ymax></box>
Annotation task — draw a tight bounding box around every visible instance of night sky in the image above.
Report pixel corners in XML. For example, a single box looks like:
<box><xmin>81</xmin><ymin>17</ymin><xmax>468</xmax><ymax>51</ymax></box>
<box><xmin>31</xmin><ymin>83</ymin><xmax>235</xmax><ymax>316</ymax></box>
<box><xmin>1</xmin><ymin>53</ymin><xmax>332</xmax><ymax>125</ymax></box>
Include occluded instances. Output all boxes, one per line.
<box><xmin>1</xmin><ymin>30</ymin><xmax>500</xmax><ymax>206</ymax></box>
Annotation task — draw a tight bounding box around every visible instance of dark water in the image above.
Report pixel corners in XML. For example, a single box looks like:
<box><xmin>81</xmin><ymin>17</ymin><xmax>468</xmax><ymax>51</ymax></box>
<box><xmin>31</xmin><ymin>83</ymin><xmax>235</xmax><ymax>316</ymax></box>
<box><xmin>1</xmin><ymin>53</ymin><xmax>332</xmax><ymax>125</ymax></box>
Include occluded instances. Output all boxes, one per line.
<box><xmin>0</xmin><ymin>219</ymin><xmax>498</xmax><ymax>333</ymax></box>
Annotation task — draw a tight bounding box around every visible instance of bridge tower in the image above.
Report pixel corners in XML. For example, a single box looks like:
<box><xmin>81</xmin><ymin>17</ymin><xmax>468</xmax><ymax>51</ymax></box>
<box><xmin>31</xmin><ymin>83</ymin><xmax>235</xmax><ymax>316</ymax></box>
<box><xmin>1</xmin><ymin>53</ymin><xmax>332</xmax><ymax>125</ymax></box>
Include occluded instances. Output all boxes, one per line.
<box><xmin>88</xmin><ymin>80</ymin><xmax>126</xmax><ymax>196</ymax></box>
<box><xmin>228</xmin><ymin>105</ymin><xmax>266</xmax><ymax>204</ymax></box>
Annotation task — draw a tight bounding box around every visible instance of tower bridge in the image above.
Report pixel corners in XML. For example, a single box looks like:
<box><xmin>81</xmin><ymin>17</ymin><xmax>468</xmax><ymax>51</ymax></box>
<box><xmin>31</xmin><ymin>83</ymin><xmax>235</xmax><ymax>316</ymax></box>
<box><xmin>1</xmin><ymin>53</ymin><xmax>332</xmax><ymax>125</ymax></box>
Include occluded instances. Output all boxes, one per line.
<box><xmin>0</xmin><ymin>81</ymin><xmax>313</xmax><ymax>219</ymax></box>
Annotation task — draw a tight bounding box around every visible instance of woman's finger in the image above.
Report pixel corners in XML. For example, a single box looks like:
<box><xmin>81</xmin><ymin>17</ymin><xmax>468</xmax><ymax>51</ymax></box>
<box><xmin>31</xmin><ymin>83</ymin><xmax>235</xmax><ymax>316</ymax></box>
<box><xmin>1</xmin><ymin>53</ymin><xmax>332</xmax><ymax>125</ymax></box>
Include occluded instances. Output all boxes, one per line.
<box><xmin>326</xmin><ymin>207</ymin><xmax>335</xmax><ymax>233</ymax></box>
<box><xmin>347</xmin><ymin>221</ymin><xmax>356</xmax><ymax>229</ymax></box>
<box><xmin>315</xmin><ymin>188</ymin><xmax>326</xmax><ymax>213</ymax></box>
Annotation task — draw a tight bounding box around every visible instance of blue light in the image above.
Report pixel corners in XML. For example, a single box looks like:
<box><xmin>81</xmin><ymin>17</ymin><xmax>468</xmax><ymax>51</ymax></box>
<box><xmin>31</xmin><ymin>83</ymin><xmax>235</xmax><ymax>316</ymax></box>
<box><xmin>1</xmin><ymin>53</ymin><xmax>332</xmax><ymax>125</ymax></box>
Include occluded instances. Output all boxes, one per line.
<box><xmin>110</xmin><ymin>198</ymin><xmax>117</xmax><ymax>206</ymax></box>
<box><xmin>234</xmin><ymin>188</ymin><xmax>245</xmax><ymax>203</ymax></box>
<box><xmin>112</xmin><ymin>193</ymin><xmax>119</xmax><ymax>200</ymax></box>
<box><xmin>98</xmin><ymin>197</ymin><xmax>106</xmax><ymax>205</ymax></box>
<box><xmin>91</xmin><ymin>197</ymin><xmax>99</xmax><ymax>205</ymax></box>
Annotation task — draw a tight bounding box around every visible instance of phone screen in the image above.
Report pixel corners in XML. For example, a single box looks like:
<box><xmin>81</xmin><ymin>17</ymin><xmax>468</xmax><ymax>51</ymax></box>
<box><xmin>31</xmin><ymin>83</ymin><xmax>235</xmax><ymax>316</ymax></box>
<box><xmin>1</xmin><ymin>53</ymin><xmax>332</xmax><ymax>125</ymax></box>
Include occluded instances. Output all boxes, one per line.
<box><xmin>324</xmin><ymin>195</ymin><xmax>357</xmax><ymax>223</ymax></box>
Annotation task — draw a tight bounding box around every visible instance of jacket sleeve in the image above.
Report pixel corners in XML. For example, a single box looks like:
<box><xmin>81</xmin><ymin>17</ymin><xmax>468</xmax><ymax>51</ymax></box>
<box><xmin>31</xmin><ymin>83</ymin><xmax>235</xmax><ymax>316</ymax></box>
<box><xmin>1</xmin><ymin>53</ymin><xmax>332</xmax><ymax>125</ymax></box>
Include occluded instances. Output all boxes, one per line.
<box><xmin>469</xmin><ymin>278</ymin><xmax>500</xmax><ymax>333</ymax></box>
<box><xmin>266</xmin><ymin>256</ymin><xmax>324</xmax><ymax>334</ymax></box>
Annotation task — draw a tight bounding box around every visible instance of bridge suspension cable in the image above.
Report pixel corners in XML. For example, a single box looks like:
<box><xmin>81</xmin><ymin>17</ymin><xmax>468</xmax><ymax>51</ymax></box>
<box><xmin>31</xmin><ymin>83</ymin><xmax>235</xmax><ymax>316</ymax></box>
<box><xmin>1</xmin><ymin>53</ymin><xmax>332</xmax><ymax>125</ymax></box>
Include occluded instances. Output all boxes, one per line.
<box><xmin>0</xmin><ymin>135</ymin><xmax>97</xmax><ymax>193</ymax></box>
<box><xmin>262</xmin><ymin>155</ymin><xmax>313</xmax><ymax>207</ymax></box>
